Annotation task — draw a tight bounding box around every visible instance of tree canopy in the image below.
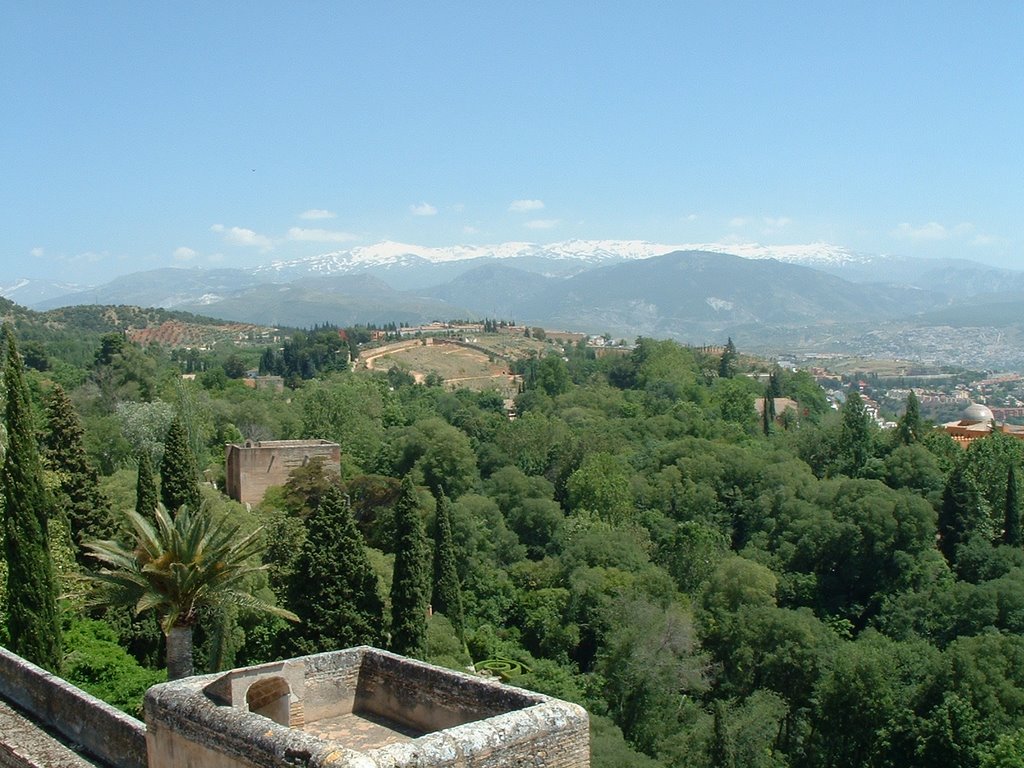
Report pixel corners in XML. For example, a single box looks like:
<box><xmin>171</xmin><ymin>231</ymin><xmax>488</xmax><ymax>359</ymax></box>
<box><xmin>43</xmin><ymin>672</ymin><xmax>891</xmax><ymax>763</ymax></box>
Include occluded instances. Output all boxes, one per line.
<box><xmin>7</xmin><ymin>321</ymin><xmax>1024</xmax><ymax>766</ymax></box>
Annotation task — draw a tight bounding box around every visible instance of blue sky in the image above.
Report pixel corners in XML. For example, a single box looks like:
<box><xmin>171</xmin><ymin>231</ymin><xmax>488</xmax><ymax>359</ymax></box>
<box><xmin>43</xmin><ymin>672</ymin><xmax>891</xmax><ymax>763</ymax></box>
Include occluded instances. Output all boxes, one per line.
<box><xmin>2</xmin><ymin>2</ymin><xmax>1022</xmax><ymax>283</ymax></box>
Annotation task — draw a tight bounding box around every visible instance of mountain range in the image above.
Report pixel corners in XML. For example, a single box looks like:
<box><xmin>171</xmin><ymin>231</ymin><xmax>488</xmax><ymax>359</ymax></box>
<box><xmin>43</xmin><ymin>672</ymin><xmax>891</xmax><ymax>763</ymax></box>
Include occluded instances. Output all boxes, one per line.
<box><xmin>7</xmin><ymin>239</ymin><xmax>1024</xmax><ymax>367</ymax></box>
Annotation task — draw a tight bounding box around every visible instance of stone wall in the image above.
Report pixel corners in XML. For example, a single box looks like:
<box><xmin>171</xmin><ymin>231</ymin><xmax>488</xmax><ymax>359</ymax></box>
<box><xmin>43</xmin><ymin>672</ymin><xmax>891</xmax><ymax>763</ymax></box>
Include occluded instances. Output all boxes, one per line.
<box><xmin>0</xmin><ymin>646</ymin><xmax>147</xmax><ymax>768</ymax></box>
<box><xmin>224</xmin><ymin>440</ymin><xmax>340</xmax><ymax>505</ymax></box>
<box><xmin>146</xmin><ymin>647</ymin><xmax>589</xmax><ymax>768</ymax></box>
<box><xmin>353</xmin><ymin>649</ymin><xmax>536</xmax><ymax>732</ymax></box>
<box><xmin>0</xmin><ymin>699</ymin><xmax>102</xmax><ymax>768</ymax></box>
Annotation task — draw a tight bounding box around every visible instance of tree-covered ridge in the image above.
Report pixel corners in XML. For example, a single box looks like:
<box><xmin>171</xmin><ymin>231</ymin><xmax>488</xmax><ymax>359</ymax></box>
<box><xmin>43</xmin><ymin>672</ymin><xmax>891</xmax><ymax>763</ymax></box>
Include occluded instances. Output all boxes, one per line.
<box><xmin>4</xmin><ymin>321</ymin><xmax>1024</xmax><ymax>766</ymax></box>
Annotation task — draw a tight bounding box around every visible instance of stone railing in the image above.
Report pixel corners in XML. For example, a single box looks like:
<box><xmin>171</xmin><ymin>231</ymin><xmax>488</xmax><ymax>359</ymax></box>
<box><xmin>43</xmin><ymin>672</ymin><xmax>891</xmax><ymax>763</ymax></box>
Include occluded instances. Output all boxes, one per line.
<box><xmin>0</xmin><ymin>645</ymin><xmax>147</xmax><ymax>768</ymax></box>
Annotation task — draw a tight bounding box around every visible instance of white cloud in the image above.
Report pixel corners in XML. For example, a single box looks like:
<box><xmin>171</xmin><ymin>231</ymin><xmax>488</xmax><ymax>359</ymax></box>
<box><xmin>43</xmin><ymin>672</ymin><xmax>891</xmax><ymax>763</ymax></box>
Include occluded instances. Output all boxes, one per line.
<box><xmin>30</xmin><ymin>247</ymin><xmax>44</xmax><ymax>258</ymax></box>
<box><xmin>762</xmin><ymin>216</ymin><xmax>792</xmax><ymax>229</ymax></box>
<box><xmin>463</xmin><ymin>225</ymin><xmax>479</xmax><ymax>235</ymax></box>
<box><xmin>410</xmin><ymin>202</ymin><xmax>438</xmax><ymax>216</ymax></box>
<box><xmin>684</xmin><ymin>213</ymin><xmax>699</xmax><ymax>222</ymax></box>
<box><xmin>729</xmin><ymin>216</ymin><xmax>748</xmax><ymax>228</ymax></box>
<box><xmin>173</xmin><ymin>246</ymin><xmax>197</xmax><ymax>261</ymax></box>
<box><xmin>509</xmin><ymin>199</ymin><xmax>545</xmax><ymax>213</ymax></box>
<box><xmin>72</xmin><ymin>251</ymin><xmax>106</xmax><ymax>264</ymax></box>
<box><xmin>893</xmin><ymin>221</ymin><xmax>973</xmax><ymax>241</ymax></box>
<box><xmin>299</xmin><ymin>209</ymin><xmax>337</xmax><ymax>220</ymax></box>
<box><xmin>287</xmin><ymin>227</ymin><xmax>358</xmax><ymax>243</ymax></box>
<box><xmin>525</xmin><ymin>218</ymin><xmax>560</xmax><ymax>230</ymax></box>
<box><xmin>211</xmin><ymin>224</ymin><xmax>274</xmax><ymax>250</ymax></box>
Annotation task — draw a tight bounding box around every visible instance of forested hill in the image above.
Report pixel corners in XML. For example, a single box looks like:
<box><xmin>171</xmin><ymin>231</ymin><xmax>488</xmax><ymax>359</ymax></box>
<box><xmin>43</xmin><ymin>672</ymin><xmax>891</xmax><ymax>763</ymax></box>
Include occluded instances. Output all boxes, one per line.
<box><xmin>4</xmin><ymin>322</ymin><xmax>1024</xmax><ymax>768</ymax></box>
<box><xmin>0</xmin><ymin>300</ymin><xmax>278</xmax><ymax>369</ymax></box>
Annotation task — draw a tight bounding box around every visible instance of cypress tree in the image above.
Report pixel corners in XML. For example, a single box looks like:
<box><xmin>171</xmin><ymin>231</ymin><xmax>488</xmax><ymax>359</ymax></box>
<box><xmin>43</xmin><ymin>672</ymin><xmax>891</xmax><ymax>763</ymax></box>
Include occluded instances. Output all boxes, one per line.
<box><xmin>762</xmin><ymin>386</ymin><xmax>776</xmax><ymax>437</ymax></box>
<box><xmin>432</xmin><ymin>491</ymin><xmax>464</xmax><ymax>641</ymax></box>
<box><xmin>718</xmin><ymin>337</ymin><xmax>738</xmax><ymax>379</ymax></box>
<box><xmin>389</xmin><ymin>475</ymin><xmax>430</xmax><ymax>658</ymax></box>
<box><xmin>135</xmin><ymin>449</ymin><xmax>159</xmax><ymax>518</ymax></box>
<box><xmin>160</xmin><ymin>415</ymin><xmax>201</xmax><ymax>512</ymax></box>
<box><xmin>709</xmin><ymin>699</ymin><xmax>735</xmax><ymax>768</ymax></box>
<box><xmin>287</xmin><ymin>485</ymin><xmax>383</xmax><ymax>653</ymax></box>
<box><xmin>42</xmin><ymin>384</ymin><xmax>113</xmax><ymax>559</ymax></box>
<box><xmin>897</xmin><ymin>390</ymin><xmax>923</xmax><ymax>445</ymax></box>
<box><xmin>1004</xmin><ymin>463</ymin><xmax>1021</xmax><ymax>547</ymax></box>
<box><xmin>839</xmin><ymin>391</ymin><xmax>872</xmax><ymax>477</ymax></box>
<box><xmin>938</xmin><ymin>461</ymin><xmax>988</xmax><ymax>562</ymax></box>
<box><xmin>1</xmin><ymin>325</ymin><xmax>62</xmax><ymax>670</ymax></box>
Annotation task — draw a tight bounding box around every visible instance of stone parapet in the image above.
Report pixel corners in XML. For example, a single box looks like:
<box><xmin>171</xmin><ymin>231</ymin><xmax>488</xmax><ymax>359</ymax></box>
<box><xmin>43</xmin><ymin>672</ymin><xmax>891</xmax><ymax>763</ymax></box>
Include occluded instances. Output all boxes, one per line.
<box><xmin>0</xmin><ymin>646</ymin><xmax>147</xmax><ymax>768</ymax></box>
<box><xmin>145</xmin><ymin>646</ymin><xmax>589</xmax><ymax>768</ymax></box>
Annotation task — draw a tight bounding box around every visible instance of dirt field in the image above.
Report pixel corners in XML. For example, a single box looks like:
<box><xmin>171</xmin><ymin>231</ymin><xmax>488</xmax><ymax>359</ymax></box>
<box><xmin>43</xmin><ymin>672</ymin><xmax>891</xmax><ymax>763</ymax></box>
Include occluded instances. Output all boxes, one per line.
<box><xmin>358</xmin><ymin>338</ymin><xmax>523</xmax><ymax>395</ymax></box>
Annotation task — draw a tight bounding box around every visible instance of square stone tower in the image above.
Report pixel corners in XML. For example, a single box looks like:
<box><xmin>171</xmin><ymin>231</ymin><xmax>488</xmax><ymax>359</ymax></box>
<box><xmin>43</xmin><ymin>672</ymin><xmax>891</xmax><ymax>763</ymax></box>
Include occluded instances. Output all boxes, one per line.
<box><xmin>224</xmin><ymin>439</ymin><xmax>341</xmax><ymax>506</ymax></box>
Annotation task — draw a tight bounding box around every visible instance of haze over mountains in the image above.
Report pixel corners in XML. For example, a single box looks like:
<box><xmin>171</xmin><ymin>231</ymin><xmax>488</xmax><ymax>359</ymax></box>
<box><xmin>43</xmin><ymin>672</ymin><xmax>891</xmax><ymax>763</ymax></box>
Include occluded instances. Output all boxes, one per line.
<box><xmin>6</xmin><ymin>239</ymin><xmax>1024</xmax><ymax>367</ymax></box>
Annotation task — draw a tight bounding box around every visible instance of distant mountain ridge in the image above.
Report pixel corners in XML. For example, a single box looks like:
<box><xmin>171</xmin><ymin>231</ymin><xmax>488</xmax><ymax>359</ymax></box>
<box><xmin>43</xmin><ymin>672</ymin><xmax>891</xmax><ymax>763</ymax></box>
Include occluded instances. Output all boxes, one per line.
<box><xmin>15</xmin><ymin>238</ymin><xmax>1018</xmax><ymax>308</ymax></box>
<box><xmin>10</xmin><ymin>239</ymin><xmax>1024</xmax><ymax>368</ymax></box>
<box><xmin>512</xmin><ymin>250</ymin><xmax>942</xmax><ymax>340</ymax></box>
<box><xmin>256</xmin><ymin>239</ymin><xmax>872</xmax><ymax>279</ymax></box>
<box><xmin>18</xmin><ymin>246</ymin><xmax>945</xmax><ymax>340</ymax></box>
<box><xmin>22</xmin><ymin>239</ymin><xmax>877</xmax><ymax>311</ymax></box>
<box><xmin>0</xmin><ymin>278</ymin><xmax>85</xmax><ymax>306</ymax></box>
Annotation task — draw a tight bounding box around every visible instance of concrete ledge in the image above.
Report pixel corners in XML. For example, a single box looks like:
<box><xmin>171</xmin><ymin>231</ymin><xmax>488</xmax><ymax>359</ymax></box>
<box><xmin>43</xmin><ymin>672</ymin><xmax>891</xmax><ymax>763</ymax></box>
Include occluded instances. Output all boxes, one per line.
<box><xmin>0</xmin><ymin>646</ymin><xmax>147</xmax><ymax>768</ymax></box>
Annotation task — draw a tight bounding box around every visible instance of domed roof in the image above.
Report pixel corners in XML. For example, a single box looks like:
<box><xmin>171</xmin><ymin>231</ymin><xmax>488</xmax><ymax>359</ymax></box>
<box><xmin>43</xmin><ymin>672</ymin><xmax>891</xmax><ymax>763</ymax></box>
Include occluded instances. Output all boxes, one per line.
<box><xmin>963</xmin><ymin>402</ymin><xmax>994</xmax><ymax>423</ymax></box>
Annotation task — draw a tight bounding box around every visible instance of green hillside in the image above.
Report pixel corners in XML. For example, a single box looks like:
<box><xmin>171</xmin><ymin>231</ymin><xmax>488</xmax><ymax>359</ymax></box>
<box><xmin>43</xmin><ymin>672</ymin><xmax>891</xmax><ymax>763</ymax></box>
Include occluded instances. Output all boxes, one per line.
<box><xmin>1</xmin><ymin>320</ymin><xmax>1022</xmax><ymax>768</ymax></box>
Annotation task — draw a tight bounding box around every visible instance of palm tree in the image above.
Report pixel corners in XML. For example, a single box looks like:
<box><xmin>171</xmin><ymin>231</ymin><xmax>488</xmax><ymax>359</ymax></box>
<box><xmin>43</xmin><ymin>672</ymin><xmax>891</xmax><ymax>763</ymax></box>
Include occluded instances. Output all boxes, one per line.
<box><xmin>85</xmin><ymin>503</ymin><xmax>297</xmax><ymax>680</ymax></box>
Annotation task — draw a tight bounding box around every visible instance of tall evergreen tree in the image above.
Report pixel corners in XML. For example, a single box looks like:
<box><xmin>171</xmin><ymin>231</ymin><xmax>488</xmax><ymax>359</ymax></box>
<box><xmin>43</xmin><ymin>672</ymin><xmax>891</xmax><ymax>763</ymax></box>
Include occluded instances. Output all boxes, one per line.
<box><xmin>431</xmin><ymin>491</ymin><xmax>464</xmax><ymax>640</ymax></box>
<box><xmin>897</xmin><ymin>390</ymin><xmax>923</xmax><ymax>445</ymax></box>
<box><xmin>1</xmin><ymin>325</ymin><xmax>62</xmax><ymax>670</ymax></box>
<box><xmin>762</xmin><ymin>386</ymin><xmax>776</xmax><ymax>437</ymax></box>
<box><xmin>839</xmin><ymin>391</ymin><xmax>873</xmax><ymax>476</ymax></box>
<box><xmin>389</xmin><ymin>475</ymin><xmax>430</xmax><ymax>658</ymax></box>
<box><xmin>159</xmin><ymin>415</ymin><xmax>201</xmax><ymax>512</ymax></box>
<box><xmin>287</xmin><ymin>485</ymin><xmax>383</xmax><ymax>653</ymax></box>
<box><xmin>135</xmin><ymin>450</ymin><xmax>159</xmax><ymax>518</ymax></box>
<box><xmin>1004</xmin><ymin>463</ymin><xmax>1021</xmax><ymax>547</ymax></box>
<box><xmin>718</xmin><ymin>337</ymin><xmax>738</xmax><ymax>379</ymax></box>
<box><xmin>939</xmin><ymin>461</ymin><xmax>989</xmax><ymax>562</ymax></box>
<box><xmin>709</xmin><ymin>699</ymin><xmax>735</xmax><ymax>768</ymax></box>
<box><xmin>42</xmin><ymin>384</ymin><xmax>114</xmax><ymax>559</ymax></box>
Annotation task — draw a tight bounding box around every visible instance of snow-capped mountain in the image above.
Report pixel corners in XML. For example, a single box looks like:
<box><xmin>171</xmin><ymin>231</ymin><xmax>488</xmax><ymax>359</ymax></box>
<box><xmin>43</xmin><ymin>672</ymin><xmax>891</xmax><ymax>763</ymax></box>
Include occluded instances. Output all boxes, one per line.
<box><xmin>678</xmin><ymin>241</ymin><xmax>874</xmax><ymax>267</ymax></box>
<box><xmin>0</xmin><ymin>278</ymin><xmax>87</xmax><ymax>306</ymax></box>
<box><xmin>254</xmin><ymin>239</ymin><xmax>872</xmax><ymax>280</ymax></box>
<box><xmin>4</xmin><ymin>240</ymin><xmax>881</xmax><ymax>310</ymax></box>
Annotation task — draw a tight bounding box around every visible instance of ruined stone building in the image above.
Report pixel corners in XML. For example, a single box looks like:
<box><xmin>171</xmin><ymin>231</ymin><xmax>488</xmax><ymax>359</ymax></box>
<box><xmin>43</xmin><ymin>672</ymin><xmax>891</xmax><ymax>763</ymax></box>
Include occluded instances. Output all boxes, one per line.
<box><xmin>0</xmin><ymin>645</ymin><xmax>590</xmax><ymax>767</ymax></box>
<box><xmin>225</xmin><ymin>439</ymin><xmax>341</xmax><ymax>506</ymax></box>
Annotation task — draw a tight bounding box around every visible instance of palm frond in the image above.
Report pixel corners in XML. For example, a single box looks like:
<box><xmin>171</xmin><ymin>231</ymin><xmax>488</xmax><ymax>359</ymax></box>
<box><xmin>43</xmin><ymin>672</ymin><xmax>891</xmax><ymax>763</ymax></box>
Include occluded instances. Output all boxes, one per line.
<box><xmin>81</xmin><ymin>500</ymin><xmax>296</xmax><ymax>632</ymax></box>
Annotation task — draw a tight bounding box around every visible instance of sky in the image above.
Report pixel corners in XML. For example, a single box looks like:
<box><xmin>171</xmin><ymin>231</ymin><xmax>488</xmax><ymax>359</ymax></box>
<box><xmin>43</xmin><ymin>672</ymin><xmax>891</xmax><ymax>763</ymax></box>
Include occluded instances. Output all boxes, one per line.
<box><xmin>2</xmin><ymin>2</ymin><xmax>1022</xmax><ymax>284</ymax></box>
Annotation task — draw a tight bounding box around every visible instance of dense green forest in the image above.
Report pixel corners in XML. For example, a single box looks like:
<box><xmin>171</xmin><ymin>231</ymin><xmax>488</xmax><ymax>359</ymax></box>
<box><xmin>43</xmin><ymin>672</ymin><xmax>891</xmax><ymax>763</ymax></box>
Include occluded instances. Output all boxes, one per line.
<box><xmin>4</xmin><ymin>307</ymin><xmax>1024</xmax><ymax>768</ymax></box>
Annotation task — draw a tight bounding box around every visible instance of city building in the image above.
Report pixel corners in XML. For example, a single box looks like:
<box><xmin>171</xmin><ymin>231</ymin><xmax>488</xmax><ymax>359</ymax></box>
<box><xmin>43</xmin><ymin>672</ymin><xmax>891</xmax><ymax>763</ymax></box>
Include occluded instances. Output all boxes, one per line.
<box><xmin>941</xmin><ymin>402</ymin><xmax>1024</xmax><ymax>447</ymax></box>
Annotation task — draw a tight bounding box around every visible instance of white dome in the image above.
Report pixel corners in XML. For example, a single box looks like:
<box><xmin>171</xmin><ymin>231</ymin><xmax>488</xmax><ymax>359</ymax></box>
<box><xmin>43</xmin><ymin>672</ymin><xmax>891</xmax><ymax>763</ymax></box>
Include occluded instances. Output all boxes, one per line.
<box><xmin>963</xmin><ymin>403</ymin><xmax>994</xmax><ymax>423</ymax></box>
